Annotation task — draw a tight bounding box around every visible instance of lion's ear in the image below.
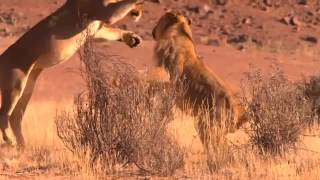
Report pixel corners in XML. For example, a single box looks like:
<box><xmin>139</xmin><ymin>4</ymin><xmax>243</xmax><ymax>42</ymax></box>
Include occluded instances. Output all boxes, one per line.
<box><xmin>187</xmin><ymin>17</ymin><xmax>192</xmax><ymax>25</ymax></box>
<box><xmin>180</xmin><ymin>22</ymin><xmax>193</xmax><ymax>40</ymax></box>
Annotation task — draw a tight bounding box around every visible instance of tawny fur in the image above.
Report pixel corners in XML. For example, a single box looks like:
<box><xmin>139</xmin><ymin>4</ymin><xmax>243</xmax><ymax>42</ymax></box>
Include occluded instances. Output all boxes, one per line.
<box><xmin>152</xmin><ymin>12</ymin><xmax>247</xmax><ymax>143</ymax></box>
<box><xmin>0</xmin><ymin>0</ymin><xmax>146</xmax><ymax>149</ymax></box>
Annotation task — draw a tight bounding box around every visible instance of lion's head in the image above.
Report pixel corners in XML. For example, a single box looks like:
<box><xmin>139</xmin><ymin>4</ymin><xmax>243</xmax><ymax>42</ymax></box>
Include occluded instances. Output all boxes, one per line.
<box><xmin>152</xmin><ymin>12</ymin><xmax>192</xmax><ymax>41</ymax></box>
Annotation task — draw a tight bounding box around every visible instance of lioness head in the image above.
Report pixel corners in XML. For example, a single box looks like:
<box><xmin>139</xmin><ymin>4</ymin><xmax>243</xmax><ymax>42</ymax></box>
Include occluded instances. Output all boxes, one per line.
<box><xmin>152</xmin><ymin>12</ymin><xmax>192</xmax><ymax>41</ymax></box>
<box><xmin>67</xmin><ymin>0</ymin><xmax>145</xmax><ymax>22</ymax></box>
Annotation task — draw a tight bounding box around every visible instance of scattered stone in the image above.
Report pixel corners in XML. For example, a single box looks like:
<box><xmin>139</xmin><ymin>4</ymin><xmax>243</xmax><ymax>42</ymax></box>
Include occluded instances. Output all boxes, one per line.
<box><xmin>200</xmin><ymin>36</ymin><xmax>220</xmax><ymax>46</ymax></box>
<box><xmin>199</xmin><ymin>36</ymin><xmax>210</xmax><ymax>44</ymax></box>
<box><xmin>303</xmin><ymin>36</ymin><xmax>318</xmax><ymax>44</ymax></box>
<box><xmin>242</xmin><ymin>17</ymin><xmax>252</xmax><ymax>25</ymax></box>
<box><xmin>282</xmin><ymin>16</ymin><xmax>291</xmax><ymax>25</ymax></box>
<box><xmin>150</xmin><ymin>0</ymin><xmax>162</xmax><ymax>3</ymax></box>
<box><xmin>263</xmin><ymin>0</ymin><xmax>272</xmax><ymax>7</ymax></box>
<box><xmin>208</xmin><ymin>39</ymin><xmax>220</xmax><ymax>46</ymax></box>
<box><xmin>281</xmin><ymin>16</ymin><xmax>302</xmax><ymax>26</ymax></box>
<box><xmin>237</xmin><ymin>45</ymin><xmax>246</xmax><ymax>51</ymax></box>
<box><xmin>227</xmin><ymin>34</ymin><xmax>249</xmax><ymax>44</ymax></box>
<box><xmin>261</xmin><ymin>6</ymin><xmax>270</xmax><ymax>12</ymax></box>
<box><xmin>306</xmin><ymin>11</ymin><xmax>314</xmax><ymax>16</ymax></box>
<box><xmin>292</xmin><ymin>26</ymin><xmax>300</xmax><ymax>32</ymax></box>
<box><xmin>203</xmin><ymin>4</ymin><xmax>213</xmax><ymax>14</ymax></box>
<box><xmin>215</xmin><ymin>0</ymin><xmax>228</xmax><ymax>6</ymax></box>
<box><xmin>297</xmin><ymin>0</ymin><xmax>308</xmax><ymax>5</ymax></box>
<box><xmin>185</xmin><ymin>5</ymin><xmax>201</xmax><ymax>14</ymax></box>
<box><xmin>252</xmin><ymin>38</ymin><xmax>263</xmax><ymax>47</ymax></box>
<box><xmin>0</xmin><ymin>11</ymin><xmax>20</xmax><ymax>25</ymax></box>
<box><xmin>199</xmin><ymin>5</ymin><xmax>214</xmax><ymax>19</ymax></box>
<box><xmin>0</xmin><ymin>28</ymin><xmax>10</xmax><ymax>37</ymax></box>
<box><xmin>291</xmin><ymin>16</ymin><xmax>302</xmax><ymax>26</ymax></box>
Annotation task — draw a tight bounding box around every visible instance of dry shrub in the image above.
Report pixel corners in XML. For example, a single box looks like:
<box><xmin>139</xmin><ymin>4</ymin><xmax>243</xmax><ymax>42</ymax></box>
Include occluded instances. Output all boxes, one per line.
<box><xmin>55</xmin><ymin>41</ymin><xmax>184</xmax><ymax>176</ymax></box>
<box><xmin>241</xmin><ymin>66</ymin><xmax>313</xmax><ymax>155</ymax></box>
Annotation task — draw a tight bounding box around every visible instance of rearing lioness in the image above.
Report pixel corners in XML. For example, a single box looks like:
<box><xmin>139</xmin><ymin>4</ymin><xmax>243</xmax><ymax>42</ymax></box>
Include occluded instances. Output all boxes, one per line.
<box><xmin>0</xmin><ymin>0</ymin><xmax>149</xmax><ymax>148</ymax></box>
<box><xmin>152</xmin><ymin>12</ymin><xmax>247</xmax><ymax>144</ymax></box>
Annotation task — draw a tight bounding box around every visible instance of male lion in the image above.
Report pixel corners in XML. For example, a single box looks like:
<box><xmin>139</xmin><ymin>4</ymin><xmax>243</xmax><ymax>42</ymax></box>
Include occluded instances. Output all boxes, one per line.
<box><xmin>0</xmin><ymin>0</ymin><xmax>153</xmax><ymax>149</ymax></box>
<box><xmin>152</xmin><ymin>12</ymin><xmax>247</xmax><ymax>144</ymax></box>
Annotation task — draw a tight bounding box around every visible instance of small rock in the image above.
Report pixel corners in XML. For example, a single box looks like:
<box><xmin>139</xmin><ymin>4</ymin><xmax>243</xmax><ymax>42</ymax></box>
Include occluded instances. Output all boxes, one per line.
<box><xmin>227</xmin><ymin>34</ymin><xmax>249</xmax><ymax>44</ymax></box>
<box><xmin>200</xmin><ymin>36</ymin><xmax>220</xmax><ymax>46</ymax></box>
<box><xmin>282</xmin><ymin>16</ymin><xmax>302</xmax><ymax>26</ymax></box>
<box><xmin>306</xmin><ymin>11</ymin><xmax>314</xmax><ymax>16</ymax></box>
<box><xmin>292</xmin><ymin>26</ymin><xmax>300</xmax><ymax>32</ymax></box>
<box><xmin>185</xmin><ymin>5</ymin><xmax>201</xmax><ymax>14</ymax></box>
<box><xmin>216</xmin><ymin>0</ymin><xmax>228</xmax><ymax>6</ymax></box>
<box><xmin>237</xmin><ymin>45</ymin><xmax>246</xmax><ymax>51</ymax></box>
<box><xmin>263</xmin><ymin>0</ymin><xmax>272</xmax><ymax>7</ymax></box>
<box><xmin>200</xmin><ymin>36</ymin><xmax>210</xmax><ymax>44</ymax></box>
<box><xmin>203</xmin><ymin>4</ymin><xmax>213</xmax><ymax>13</ymax></box>
<box><xmin>150</xmin><ymin>0</ymin><xmax>162</xmax><ymax>3</ymax></box>
<box><xmin>261</xmin><ymin>6</ymin><xmax>270</xmax><ymax>12</ymax></box>
<box><xmin>252</xmin><ymin>38</ymin><xmax>263</xmax><ymax>47</ymax></box>
<box><xmin>303</xmin><ymin>36</ymin><xmax>318</xmax><ymax>44</ymax></box>
<box><xmin>208</xmin><ymin>39</ymin><xmax>220</xmax><ymax>46</ymax></box>
<box><xmin>291</xmin><ymin>16</ymin><xmax>302</xmax><ymax>26</ymax></box>
<box><xmin>297</xmin><ymin>0</ymin><xmax>307</xmax><ymax>5</ymax></box>
<box><xmin>282</xmin><ymin>16</ymin><xmax>291</xmax><ymax>25</ymax></box>
<box><xmin>0</xmin><ymin>28</ymin><xmax>10</xmax><ymax>37</ymax></box>
<box><xmin>242</xmin><ymin>17</ymin><xmax>252</xmax><ymax>25</ymax></box>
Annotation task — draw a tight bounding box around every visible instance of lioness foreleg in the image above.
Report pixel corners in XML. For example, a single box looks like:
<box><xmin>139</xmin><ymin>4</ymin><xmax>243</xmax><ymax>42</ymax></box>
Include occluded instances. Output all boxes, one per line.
<box><xmin>94</xmin><ymin>26</ymin><xmax>142</xmax><ymax>48</ymax></box>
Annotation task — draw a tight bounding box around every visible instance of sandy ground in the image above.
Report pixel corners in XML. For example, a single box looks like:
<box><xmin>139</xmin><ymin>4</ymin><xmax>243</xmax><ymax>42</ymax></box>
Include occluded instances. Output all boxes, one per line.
<box><xmin>0</xmin><ymin>0</ymin><xmax>320</xmax><ymax>179</ymax></box>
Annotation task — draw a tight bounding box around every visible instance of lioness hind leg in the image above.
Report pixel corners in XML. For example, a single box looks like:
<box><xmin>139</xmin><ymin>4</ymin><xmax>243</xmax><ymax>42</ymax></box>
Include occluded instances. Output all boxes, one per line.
<box><xmin>10</xmin><ymin>69</ymin><xmax>42</xmax><ymax>150</ymax></box>
<box><xmin>0</xmin><ymin>115</ymin><xmax>11</xmax><ymax>145</ymax></box>
<box><xmin>0</xmin><ymin>69</ymin><xmax>29</xmax><ymax>144</ymax></box>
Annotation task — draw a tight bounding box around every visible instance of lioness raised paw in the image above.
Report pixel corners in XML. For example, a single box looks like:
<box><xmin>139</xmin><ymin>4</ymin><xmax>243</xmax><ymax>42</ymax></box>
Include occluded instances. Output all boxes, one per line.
<box><xmin>122</xmin><ymin>32</ymin><xmax>142</xmax><ymax>48</ymax></box>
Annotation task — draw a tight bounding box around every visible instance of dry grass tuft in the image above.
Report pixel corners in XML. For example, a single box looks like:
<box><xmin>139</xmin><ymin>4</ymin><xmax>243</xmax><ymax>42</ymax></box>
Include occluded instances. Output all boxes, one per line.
<box><xmin>241</xmin><ymin>66</ymin><xmax>313</xmax><ymax>155</ymax></box>
<box><xmin>178</xmin><ymin>101</ymin><xmax>236</xmax><ymax>173</ymax></box>
<box><xmin>204</xmin><ymin>120</ymin><xmax>234</xmax><ymax>173</ymax></box>
<box><xmin>55</xmin><ymin>41</ymin><xmax>185</xmax><ymax>176</ymax></box>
